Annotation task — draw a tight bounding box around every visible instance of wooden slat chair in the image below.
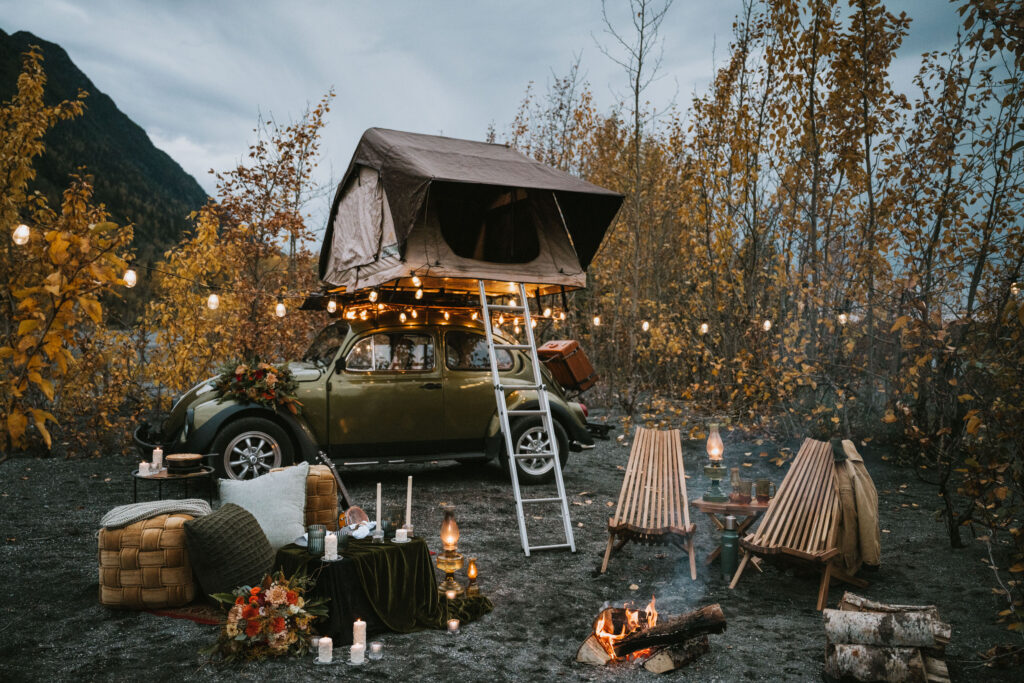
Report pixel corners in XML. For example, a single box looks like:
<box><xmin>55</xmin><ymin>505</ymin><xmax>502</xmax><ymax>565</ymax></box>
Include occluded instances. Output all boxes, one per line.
<box><xmin>600</xmin><ymin>427</ymin><xmax>697</xmax><ymax>579</ymax></box>
<box><xmin>728</xmin><ymin>437</ymin><xmax>868</xmax><ymax>610</ymax></box>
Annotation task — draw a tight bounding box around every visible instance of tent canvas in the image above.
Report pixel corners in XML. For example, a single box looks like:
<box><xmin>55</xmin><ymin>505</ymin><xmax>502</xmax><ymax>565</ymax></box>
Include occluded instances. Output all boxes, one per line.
<box><xmin>318</xmin><ymin>128</ymin><xmax>623</xmax><ymax>296</ymax></box>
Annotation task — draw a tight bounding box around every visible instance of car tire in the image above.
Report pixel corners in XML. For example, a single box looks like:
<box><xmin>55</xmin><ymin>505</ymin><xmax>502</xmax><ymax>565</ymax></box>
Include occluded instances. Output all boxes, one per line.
<box><xmin>508</xmin><ymin>417</ymin><xmax>569</xmax><ymax>485</ymax></box>
<box><xmin>211</xmin><ymin>417</ymin><xmax>294</xmax><ymax>480</ymax></box>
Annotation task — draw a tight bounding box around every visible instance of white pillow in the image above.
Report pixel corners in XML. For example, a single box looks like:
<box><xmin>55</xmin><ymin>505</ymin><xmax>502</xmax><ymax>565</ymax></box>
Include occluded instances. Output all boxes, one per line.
<box><xmin>219</xmin><ymin>461</ymin><xmax>308</xmax><ymax>550</ymax></box>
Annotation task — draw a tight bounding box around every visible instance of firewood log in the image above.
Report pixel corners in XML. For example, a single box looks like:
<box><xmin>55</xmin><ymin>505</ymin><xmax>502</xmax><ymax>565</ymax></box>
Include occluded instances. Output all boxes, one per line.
<box><xmin>824</xmin><ymin>643</ymin><xmax>927</xmax><ymax>683</ymax></box>
<box><xmin>823</xmin><ymin>608</ymin><xmax>944</xmax><ymax>648</ymax></box>
<box><xmin>642</xmin><ymin>636</ymin><xmax>710</xmax><ymax>673</ymax></box>
<box><xmin>575</xmin><ymin>634</ymin><xmax>612</xmax><ymax>666</ymax></box>
<box><xmin>613</xmin><ymin>604</ymin><xmax>726</xmax><ymax>658</ymax></box>
<box><xmin>837</xmin><ymin>593</ymin><xmax>950</xmax><ymax>646</ymax></box>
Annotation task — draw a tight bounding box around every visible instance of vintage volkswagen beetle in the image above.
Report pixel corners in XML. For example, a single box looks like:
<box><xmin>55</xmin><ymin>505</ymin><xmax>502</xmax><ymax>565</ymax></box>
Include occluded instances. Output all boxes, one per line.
<box><xmin>134</xmin><ymin>312</ymin><xmax>593</xmax><ymax>484</ymax></box>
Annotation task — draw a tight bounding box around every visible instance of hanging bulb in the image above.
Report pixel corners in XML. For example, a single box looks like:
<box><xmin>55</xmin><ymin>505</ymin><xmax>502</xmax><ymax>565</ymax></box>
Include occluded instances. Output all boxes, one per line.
<box><xmin>359</xmin><ymin>309</ymin><xmax>368</xmax><ymax>320</ymax></box>
<box><xmin>509</xmin><ymin>298</ymin><xmax>517</xmax><ymax>307</ymax></box>
<box><xmin>543</xmin><ymin>307</ymin><xmax>552</xmax><ymax>318</ymax></box>
<box><xmin>411</xmin><ymin>275</ymin><xmax>421</xmax><ymax>287</ymax></box>
<box><xmin>514</xmin><ymin>317</ymin><xmax>520</xmax><ymax>327</ymax></box>
<box><xmin>122</xmin><ymin>268</ymin><xmax>137</xmax><ymax>288</ymax></box>
<box><xmin>498</xmin><ymin>314</ymin><xmax>504</xmax><ymax>325</ymax></box>
<box><xmin>838</xmin><ymin>312</ymin><xmax>848</xmax><ymax>325</ymax></box>
<box><xmin>762</xmin><ymin>319</ymin><xmax>772</xmax><ymax>332</ymax></box>
<box><xmin>531</xmin><ymin>319</ymin><xmax>536</xmax><ymax>328</ymax></box>
<box><xmin>559</xmin><ymin>311</ymin><xmax>566</xmax><ymax>321</ymax></box>
<box><xmin>443</xmin><ymin>311</ymin><xmax>450</xmax><ymax>321</ymax></box>
<box><xmin>326</xmin><ymin>298</ymin><xmax>337</xmax><ymax>313</ymax></box>
<box><xmin>346</xmin><ymin>309</ymin><xmax>356</xmax><ymax>320</ymax></box>
<box><xmin>642</xmin><ymin>320</ymin><xmax>650</xmax><ymax>332</ymax></box>
<box><xmin>411</xmin><ymin>309</ymin><xmax>418</xmax><ymax>319</ymax></box>
<box><xmin>275</xmin><ymin>297</ymin><xmax>287</xmax><ymax>318</ymax></box>
<box><xmin>368</xmin><ymin>289</ymin><xmax>378</xmax><ymax>303</ymax></box>
<box><xmin>1012</xmin><ymin>282</ymin><xmax>1020</xmax><ymax>297</ymax></box>
<box><xmin>415</xmin><ymin>288</ymin><xmax>423</xmax><ymax>300</ymax></box>
<box><xmin>12</xmin><ymin>223</ymin><xmax>30</xmax><ymax>245</ymax></box>
<box><xmin>400</xmin><ymin>312</ymin><xmax>407</xmax><ymax>323</ymax></box>
<box><xmin>699</xmin><ymin>322</ymin><xmax>709</xmax><ymax>335</ymax></box>
<box><xmin>471</xmin><ymin>311</ymin><xmax>478</xmax><ymax>321</ymax></box>
<box><xmin>207</xmin><ymin>292</ymin><xmax>220</xmax><ymax>310</ymax></box>
<box><xmin>514</xmin><ymin>325</ymin><xmax>521</xmax><ymax>334</ymax></box>
<box><xmin>378</xmin><ymin>303</ymin><xmax>385</xmax><ymax>311</ymax></box>
<box><xmin>593</xmin><ymin>315</ymin><xmax>601</xmax><ymax>326</ymax></box>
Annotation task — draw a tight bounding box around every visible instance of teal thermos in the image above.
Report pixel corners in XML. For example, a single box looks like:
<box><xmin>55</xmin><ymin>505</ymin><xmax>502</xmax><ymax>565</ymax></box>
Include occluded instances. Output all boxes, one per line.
<box><xmin>721</xmin><ymin>514</ymin><xmax>738</xmax><ymax>580</ymax></box>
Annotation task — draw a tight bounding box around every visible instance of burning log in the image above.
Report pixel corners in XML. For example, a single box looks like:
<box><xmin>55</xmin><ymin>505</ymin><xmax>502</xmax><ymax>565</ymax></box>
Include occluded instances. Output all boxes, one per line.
<box><xmin>612</xmin><ymin>603</ymin><xmax>726</xmax><ymax>658</ymax></box>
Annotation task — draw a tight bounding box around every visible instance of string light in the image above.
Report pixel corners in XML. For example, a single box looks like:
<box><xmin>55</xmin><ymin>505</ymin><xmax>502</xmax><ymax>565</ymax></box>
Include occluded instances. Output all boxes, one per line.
<box><xmin>207</xmin><ymin>293</ymin><xmax>220</xmax><ymax>310</ymax></box>
<box><xmin>411</xmin><ymin>309</ymin><xmax>418</xmax><ymax>319</ymax></box>
<box><xmin>359</xmin><ymin>309</ymin><xmax>368</xmax><ymax>320</ymax></box>
<box><xmin>346</xmin><ymin>310</ymin><xmax>357</xmax><ymax>320</ymax></box>
<box><xmin>275</xmin><ymin>297</ymin><xmax>287</xmax><ymax>318</ymax></box>
<box><xmin>761</xmin><ymin>319</ymin><xmax>772</xmax><ymax>332</ymax></box>
<box><xmin>400</xmin><ymin>312</ymin><xmax>407</xmax><ymax>323</ymax></box>
<box><xmin>543</xmin><ymin>307</ymin><xmax>552</xmax><ymax>317</ymax></box>
<box><xmin>378</xmin><ymin>303</ymin><xmax>385</xmax><ymax>310</ymax></box>
<box><xmin>642</xmin><ymin>320</ymin><xmax>650</xmax><ymax>332</ymax></box>
<box><xmin>443</xmin><ymin>311</ymin><xmax>450</xmax><ymax>321</ymax></box>
<box><xmin>531</xmin><ymin>319</ymin><xmax>536</xmax><ymax>328</ymax></box>
<box><xmin>411</xmin><ymin>275</ymin><xmax>421</xmax><ymax>287</ymax></box>
<box><xmin>326</xmin><ymin>298</ymin><xmax>337</xmax><ymax>313</ymax></box>
<box><xmin>415</xmin><ymin>288</ymin><xmax>423</xmax><ymax>299</ymax></box>
<box><xmin>12</xmin><ymin>223</ymin><xmax>30</xmax><ymax>245</ymax></box>
<box><xmin>509</xmin><ymin>298</ymin><xmax>517</xmax><ymax>307</ymax></box>
<box><xmin>471</xmin><ymin>311</ymin><xmax>478</xmax><ymax>321</ymax></box>
<box><xmin>498</xmin><ymin>314</ymin><xmax>504</xmax><ymax>325</ymax></box>
<box><xmin>1012</xmin><ymin>282</ymin><xmax>1020</xmax><ymax>297</ymax></box>
<box><xmin>514</xmin><ymin>325</ymin><xmax>520</xmax><ymax>334</ymax></box>
<box><xmin>122</xmin><ymin>268</ymin><xmax>137</xmax><ymax>288</ymax></box>
<box><xmin>593</xmin><ymin>315</ymin><xmax>601</xmax><ymax>326</ymax></box>
<box><xmin>559</xmin><ymin>311</ymin><xmax>566</xmax><ymax>321</ymax></box>
<box><xmin>368</xmin><ymin>289</ymin><xmax>379</xmax><ymax>302</ymax></box>
<box><xmin>699</xmin><ymin>322</ymin><xmax>709</xmax><ymax>335</ymax></box>
<box><xmin>838</xmin><ymin>312</ymin><xmax>848</xmax><ymax>325</ymax></box>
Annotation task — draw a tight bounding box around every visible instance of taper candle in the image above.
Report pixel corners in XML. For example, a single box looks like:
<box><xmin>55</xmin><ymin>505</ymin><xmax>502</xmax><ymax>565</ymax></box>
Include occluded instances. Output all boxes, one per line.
<box><xmin>406</xmin><ymin>475</ymin><xmax>413</xmax><ymax>527</ymax></box>
<box><xmin>376</xmin><ymin>482</ymin><xmax>382</xmax><ymax>530</ymax></box>
<box><xmin>353</xmin><ymin>618</ymin><xmax>366</xmax><ymax>647</ymax></box>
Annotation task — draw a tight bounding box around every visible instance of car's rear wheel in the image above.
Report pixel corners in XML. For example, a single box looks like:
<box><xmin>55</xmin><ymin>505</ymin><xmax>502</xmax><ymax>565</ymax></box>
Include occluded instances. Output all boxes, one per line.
<box><xmin>212</xmin><ymin>417</ymin><xmax>294</xmax><ymax>479</ymax></box>
<box><xmin>509</xmin><ymin>417</ymin><xmax>569</xmax><ymax>485</ymax></box>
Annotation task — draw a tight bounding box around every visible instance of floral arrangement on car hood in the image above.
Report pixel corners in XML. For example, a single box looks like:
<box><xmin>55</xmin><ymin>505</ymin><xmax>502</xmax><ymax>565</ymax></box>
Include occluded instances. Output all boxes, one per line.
<box><xmin>213</xmin><ymin>359</ymin><xmax>302</xmax><ymax>415</ymax></box>
<box><xmin>206</xmin><ymin>571</ymin><xmax>328</xmax><ymax>662</ymax></box>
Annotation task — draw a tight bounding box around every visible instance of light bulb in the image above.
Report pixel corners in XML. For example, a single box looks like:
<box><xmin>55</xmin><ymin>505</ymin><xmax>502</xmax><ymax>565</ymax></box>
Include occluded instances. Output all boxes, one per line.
<box><xmin>207</xmin><ymin>293</ymin><xmax>220</xmax><ymax>310</ymax></box>
<box><xmin>762</xmin><ymin>319</ymin><xmax>772</xmax><ymax>332</ymax></box>
<box><xmin>509</xmin><ymin>298</ymin><xmax>517</xmax><ymax>307</ymax></box>
<box><xmin>378</xmin><ymin>303</ymin><xmax>385</xmax><ymax>311</ymax></box>
<box><xmin>346</xmin><ymin>310</ymin><xmax>356</xmax><ymax>320</ymax></box>
<box><xmin>326</xmin><ymin>299</ymin><xmax>337</xmax><ymax>313</ymax></box>
<box><xmin>592</xmin><ymin>315</ymin><xmax>601</xmax><ymax>326</ymax></box>
<box><xmin>360</xmin><ymin>309</ymin><xmax>368</xmax><ymax>320</ymax></box>
<box><xmin>369</xmin><ymin>289</ymin><xmax>378</xmax><ymax>302</ymax></box>
<box><xmin>514</xmin><ymin>317</ymin><xmax>519</xmax><ymax>326</ymax></box>
<box><xmin>641</xmin><ymin>320</ymin><xmax>650</xmax><ymax>332</ymax></box>
<box><xmin>12</xmin><ymin>223</ymin><xmax>30</xmax><ymax>245</ymax></box>
<box><xmin>559</xmin><ymin>311</ymin><xmax>566</xmax><ymax>321</ymax></box>
<box><xmin>531</xmin><ymin>319</ymin><xmax>536</xmax><ymax>328</ymax></box>
<box><xmin>275</xmin><ymin>300</ymin><xmax>286</xmax><ymax>317</ymax></box>
<box><xmin>471</xmin><ymin>311</ymin><xmax>478</xmax><ymax>320</ymax></box>
<box><xmin>543</xmin><ymin>307</ymin><xmax>552</xmax><ymax>318</ymax></box>
<box><xmin>498</xmin><ymin>314</ymin><xmax>504</xmax><ymax>325</ymax></box>
<box><xmin>514</xmin><ymin>325</ymin><xmax>520</xmax><ymax>334</ymax></box>
<box><xmin>1011</xmin><ymin>282</ymin><xmax>1020</xmax><ymax>297</ymax></box>
<box><xmin>411</xmin><ymin>309</ymin><xmax>418</xmax><ymax>319</ymax></box>
<box><xmin>411</xmin><ymin>275</ymin><xmax>421</xmax><ymax>287</ymax></box>
<box><xmin>443</xmin><ymin>311</ymin><xmax>450</xmax><ymax>320</ymax></box>
<box><xmin>699</xmin><ymin>322</ymin><xmax>709</xmax><ymax>335</ymax></box>
<box><xmin>400</xmin><ymin>312</ymin><xmax>407</xmax><ymax>323</ymax></box>
<box><xmin>415</xmin><ymin>288</ymin><xmax>423</xmax><ymax>299</ymax></box>
<box><xmin>838</xmin><ymin>312</ymin><xmax>848</xmax><ymax>325</ymax></box>
<box><xmin>122</xmin><ymin>268</ymin><xmax>137</xmax><ymax>288</ymax></box>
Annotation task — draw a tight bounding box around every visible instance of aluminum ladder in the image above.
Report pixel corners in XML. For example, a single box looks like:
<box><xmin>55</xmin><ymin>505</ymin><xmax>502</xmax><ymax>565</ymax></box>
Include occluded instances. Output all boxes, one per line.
<box><xmin>477</xmin><ymin>281</ymin><xmax>576</xmax><ymax>556</ymax></box>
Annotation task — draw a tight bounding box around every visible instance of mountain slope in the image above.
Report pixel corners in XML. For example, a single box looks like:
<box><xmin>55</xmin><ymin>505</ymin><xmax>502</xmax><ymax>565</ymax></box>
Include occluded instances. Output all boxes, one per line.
<box><xmin>0</xmin><ymin>28</ymin><xmax>207</xmax><ymax>274</ymax></box>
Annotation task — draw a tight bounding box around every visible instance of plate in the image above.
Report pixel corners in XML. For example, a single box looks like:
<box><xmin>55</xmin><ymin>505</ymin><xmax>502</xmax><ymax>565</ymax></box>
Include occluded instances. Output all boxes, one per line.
<box><xmin>321</xmin><ymin>555</ymin><xmax>344</xmax><ymax>562</ymax></box>
<box><xmin>391</xmin><ymin>537</ymin><xmax>411</xmax><ymax>544</ymax></box>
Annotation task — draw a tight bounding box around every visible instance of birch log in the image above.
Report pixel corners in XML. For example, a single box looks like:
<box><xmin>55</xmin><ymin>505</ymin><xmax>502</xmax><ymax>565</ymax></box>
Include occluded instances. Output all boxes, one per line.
<box><xmin>642</xmin><ymin>636</ymin><xmax>710</xmax><ymax>673</ymax></box>
<box><xmin>823</xmin><ymin>608</ymin><xmax>942</xmax><ymax>648</ymax></box>
<box><xmin>824</xmin><ymin>643</ymin><xmax>927</xmax><ymax>683</ymax></box>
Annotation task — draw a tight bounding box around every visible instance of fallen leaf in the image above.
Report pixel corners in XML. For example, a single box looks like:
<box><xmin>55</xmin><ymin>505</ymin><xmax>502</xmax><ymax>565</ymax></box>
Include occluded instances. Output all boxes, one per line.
<box><xmin>882</xmin><ymin>529</ymin><xmax>891</xmax><ymax>533</ymax></box>
<box><xmin>742</xmin><ymin>463</ymin><xmax>753</xmax><ymax>468</ymax></box>
<box><xmin>577</xmin><ymin>522</ymin><xmax>584</xmax><ymax>528</ymax></box>
<box><xmin>606</xmin><ymin>501</ymin><xmax>614</xmax><ymax>507</ymax></box>
<box><xmin>629</xmin><ymin>583</ymin><xmax>639</xmax><ymax>591</ymax></box>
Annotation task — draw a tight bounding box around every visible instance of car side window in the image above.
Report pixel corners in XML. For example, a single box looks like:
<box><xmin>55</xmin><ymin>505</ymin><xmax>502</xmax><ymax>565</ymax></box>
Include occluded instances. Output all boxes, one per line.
<box><xmin>445</xmin><ymin>331</ymin><xmax>512</xmax><ymax>371</ymax></box>
<box><xmin>346</xmin><ymin>333</ymin><xmax>434</xmax><ymax>372</ymax></box>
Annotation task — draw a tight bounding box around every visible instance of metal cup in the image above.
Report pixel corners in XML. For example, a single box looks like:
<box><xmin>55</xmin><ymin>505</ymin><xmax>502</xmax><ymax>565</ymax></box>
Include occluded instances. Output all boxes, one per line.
<box><xmin>755</xmin><ymin>478</ymin><xmax>776</xmax><ymax>504</ymax></box>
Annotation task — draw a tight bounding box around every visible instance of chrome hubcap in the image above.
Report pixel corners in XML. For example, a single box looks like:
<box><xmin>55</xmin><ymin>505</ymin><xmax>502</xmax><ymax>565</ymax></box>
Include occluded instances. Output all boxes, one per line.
<box><xmin>515</xmin><ymin>427</ymin><xmax>555</xmax><ymax>476</ymax></box>
<box><xmin>225</xmin><ymin>431</ymin><xmax>281</xmax><ymax>479</ymax></box>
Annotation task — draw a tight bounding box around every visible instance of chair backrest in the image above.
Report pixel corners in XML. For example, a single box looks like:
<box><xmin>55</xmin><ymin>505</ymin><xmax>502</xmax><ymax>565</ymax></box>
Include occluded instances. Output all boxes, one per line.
<box><xmin>747</xmin><ymin>438</ymin><xmax>838</xmax><ymax>558</ymax></box>
<box><xmin>609</xmin><ymin>427</ymin><xmax>692</xmax><ymax>534</ymax></box>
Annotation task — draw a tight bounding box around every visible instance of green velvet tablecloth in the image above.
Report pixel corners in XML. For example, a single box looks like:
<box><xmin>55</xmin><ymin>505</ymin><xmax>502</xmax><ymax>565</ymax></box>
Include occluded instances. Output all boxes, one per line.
<box><xmin>276</xmin><ymin>537</ymin><xmax>492</xmax><ymax>643</ymax></box>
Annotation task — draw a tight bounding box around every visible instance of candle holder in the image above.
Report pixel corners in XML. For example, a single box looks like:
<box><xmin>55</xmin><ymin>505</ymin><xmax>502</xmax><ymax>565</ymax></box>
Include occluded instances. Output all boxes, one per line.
<box><xmin>703</xmin><ymin>423</ymin><xmax>728</xmax><ymax>502</ymax></box>
<box><xmin>466</xmin><ymin>557</ymin><xmax>480</xmax><ymax>596</ymax></box>
<box><xmin>436</xmin><ymin>504</ymin><xmax>464</xmax><ymax>595</ymax></box>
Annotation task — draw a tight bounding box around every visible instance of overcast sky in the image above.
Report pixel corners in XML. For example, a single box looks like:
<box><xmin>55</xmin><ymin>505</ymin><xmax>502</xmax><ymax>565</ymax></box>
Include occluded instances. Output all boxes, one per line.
<box><xmin>2</xmin><ymin>0</ymin><xmax>961</xmax><ymax>232</ymax></box>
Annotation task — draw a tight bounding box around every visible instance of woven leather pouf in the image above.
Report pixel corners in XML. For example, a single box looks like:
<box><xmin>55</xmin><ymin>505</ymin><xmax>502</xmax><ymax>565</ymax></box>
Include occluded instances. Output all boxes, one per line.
<box><xmin>271</xmin><ymin>464</ymin><xmax>338</xmax><ymax>530</ymax></box>
<box><xmin>98</xmin><ymin>513</ymin><xmax>195</xmax><ymax>609</ymax></box>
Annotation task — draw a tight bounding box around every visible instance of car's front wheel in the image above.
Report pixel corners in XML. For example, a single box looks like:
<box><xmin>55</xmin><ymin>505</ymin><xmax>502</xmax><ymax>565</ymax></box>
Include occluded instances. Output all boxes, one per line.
<box><xmin>509</xmin><ymin>417</ymin><xmax>569</xmax><ymax>485</ymax></box>
<box><xmin>211</xmin><ymin>417</ymin><xmax>294</xmax><ymax>479</ymax></box>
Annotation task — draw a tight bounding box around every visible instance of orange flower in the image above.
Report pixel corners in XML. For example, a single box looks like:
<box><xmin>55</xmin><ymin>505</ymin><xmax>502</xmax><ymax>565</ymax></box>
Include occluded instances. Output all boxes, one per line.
<box><xmin>272</xmin><ymin>617</ymin><xmax>286</xmax><ymax>633</ymax></box>
<box><xmin>235</xmin><ymin>596</ymin><xmax>244</xmax><ymax>605</ymax></box>
<box><xmin>245</xmin><ymin>621</ymin><xmax>261</xmax><ymax>638</ymax></box>
<box><xmin>286</xmin><ymin>590</ymin><xmax>298</xmax><ymax>605</ymax></box>
<box><xmin>242</xmin><ymin>605</ymin><xmax>258</xmax><ymax>620</ymax></box>
<box><xmin>249</xmin><ymin>596</ymin><xmax>259</xmax><ymax>606</ymax></box>
<box><xmin>250</xmin><ymin>587</ymin><xmax>261</xmax><ymax>595</ymax></box>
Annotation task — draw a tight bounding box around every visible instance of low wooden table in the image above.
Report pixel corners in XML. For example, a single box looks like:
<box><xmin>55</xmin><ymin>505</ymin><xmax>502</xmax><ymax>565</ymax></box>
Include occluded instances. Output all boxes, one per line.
<box><xmin>692</xmin><ymin>497</ymin><xmax>769</xmax><ymax>565</ymax></box>
<box><xmin>132</xmin><ymin>466</ymin><xmax>215</xmax><ymax>504</ymax></box>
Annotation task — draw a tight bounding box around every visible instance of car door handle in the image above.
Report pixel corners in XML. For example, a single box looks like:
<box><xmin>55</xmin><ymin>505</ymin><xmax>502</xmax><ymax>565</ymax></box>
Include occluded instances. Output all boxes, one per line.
<box><xmin>420</xmin><ymin>383</ymin><xmax>442</xmax><ymax>390</ymax></box>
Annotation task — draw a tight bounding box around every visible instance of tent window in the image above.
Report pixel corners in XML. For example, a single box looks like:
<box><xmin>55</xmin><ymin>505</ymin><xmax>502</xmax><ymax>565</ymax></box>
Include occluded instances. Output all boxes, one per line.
<box><xmin>437</xmin><ymin>185</ymin><xmax>541</xmax><ymax>264</ymax></box>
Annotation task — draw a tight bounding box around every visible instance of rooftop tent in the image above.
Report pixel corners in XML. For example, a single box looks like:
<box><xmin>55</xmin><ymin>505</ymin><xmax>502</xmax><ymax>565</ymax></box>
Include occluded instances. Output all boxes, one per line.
<box><xmin>318</xmin><ymin>128</ymin><xmax>623</xmax><ymax>296</ymax></box>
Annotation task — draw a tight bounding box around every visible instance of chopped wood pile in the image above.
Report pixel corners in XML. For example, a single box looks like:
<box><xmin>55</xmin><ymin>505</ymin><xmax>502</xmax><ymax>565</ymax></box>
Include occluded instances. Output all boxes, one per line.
<box><xmin>823</xmin><ymin>592</ymin><xmax>950</xmax><ymax>683</ymax></box>
<box><xmin>576</xmin><ymin>603</ymin><xmax>725</xmax><ymax>674</ymax></box>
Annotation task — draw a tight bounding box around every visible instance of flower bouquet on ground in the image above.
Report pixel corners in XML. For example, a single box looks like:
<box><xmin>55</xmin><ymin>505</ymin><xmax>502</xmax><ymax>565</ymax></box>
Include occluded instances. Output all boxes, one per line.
<box><xmin>206</xmin><ymin>571</ymin><xmax>328</xmax><ymax>662</ymax></box>
<box><xmin>213</xmin><ymin>359</ymin><xmax>302</xmax><ymax>415</ymax></box>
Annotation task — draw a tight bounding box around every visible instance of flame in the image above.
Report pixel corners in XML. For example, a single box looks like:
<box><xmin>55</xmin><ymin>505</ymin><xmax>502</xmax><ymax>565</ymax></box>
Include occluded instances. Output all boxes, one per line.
<box><xmin>594</xmin><ymin>596</ymin><xmax>658</xmax><ymax>659</ymax></box>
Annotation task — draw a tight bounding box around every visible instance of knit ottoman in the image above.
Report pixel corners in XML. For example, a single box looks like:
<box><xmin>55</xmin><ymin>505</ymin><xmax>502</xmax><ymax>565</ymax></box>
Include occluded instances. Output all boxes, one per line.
<box><xmin>98</xmin><ymin>513</ymin><xmax>195</xmax><ymax>608</ymax></box>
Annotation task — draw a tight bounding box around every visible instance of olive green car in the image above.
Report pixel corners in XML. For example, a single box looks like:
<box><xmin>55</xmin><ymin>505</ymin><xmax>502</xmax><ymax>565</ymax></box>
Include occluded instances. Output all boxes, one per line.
<box><xmin>134</xmin><ymin>313</ymin><xmax>595</xmax><ymax>483</ymax></box>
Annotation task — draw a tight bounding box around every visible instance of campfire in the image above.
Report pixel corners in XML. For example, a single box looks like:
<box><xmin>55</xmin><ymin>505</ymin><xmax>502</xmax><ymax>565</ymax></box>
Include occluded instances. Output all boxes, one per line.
<box><xmin>577</xmin><ymin>600</ymin><xmax>726</xmax><ymax>674</ymax></box>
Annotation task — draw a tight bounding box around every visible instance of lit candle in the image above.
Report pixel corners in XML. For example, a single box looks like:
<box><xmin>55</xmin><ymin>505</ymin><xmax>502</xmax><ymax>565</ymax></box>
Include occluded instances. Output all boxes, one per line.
<box><xmin>353</xmin><ymin>618</ymin><xmax>366</xmax><ymax>647</ymax></box>
<box><xmin>152</xmin><ymin>447</ymin><xmax>163</xmax><ymax>471</ymax></box>
<box><xmin>376</xmin><ymin>482</ymin><xmax>382</xmax><ymax>531</ymax></box>
<box><xmin>318</xmin><ymin>636</ymin><xmax>333</xmax><ymax>663</ymax></box>
<box><xmin>138</xmin><ymin>462</ymin><xmax>149</xmax><ymax>476</ymax></box>
<box><xmin>324</xmin><ymin>532</ymin><xmax>338</xmax><ymax>559</ymax></box>
<box><xmin>405</xmin><ymin>475</ymin><xmax>413</xmax><ymax>528</ymax></box>
<box><xmin>369</xmin><ymin>641</ymin><xmax>383</xmax><ymax>660</ymax></box>
<box><xmin>445</xmin><ymin>589</ymin><xmax>456</xmax><ymax>602</ymax></box>
<box><xmin>447</xmin><ymin>618</ymin><xmax>460</xmax><ymax>635</ymax></box>
<box><xmin>349</xmin><ymin>642</ymin><xmax>364</xmax><ymax>665</ymax></box>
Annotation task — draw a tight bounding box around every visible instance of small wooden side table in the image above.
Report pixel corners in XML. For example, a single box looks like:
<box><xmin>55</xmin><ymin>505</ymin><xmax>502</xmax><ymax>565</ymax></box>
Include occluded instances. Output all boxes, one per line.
<box><xmin>132</xmin><ymin>466</ymin><xmax>215</xmax><ymax>504</ymax></box>
<box><xmin>692</xmin><ymin>497</ymin><xmax>769</xmax><ymax>565</ymax></box>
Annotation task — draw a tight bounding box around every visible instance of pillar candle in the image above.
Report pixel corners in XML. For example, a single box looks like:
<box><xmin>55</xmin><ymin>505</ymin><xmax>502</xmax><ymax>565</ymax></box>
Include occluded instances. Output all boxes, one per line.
<box><xmin>324</xmin><ymin>532</ymin><xmax>338</xmax><ymax>559</ymax></box>
<box><xmin>376</xmin><ymin>482</ymin><xmax>382</xmax><ymax>530</ymax></box>
<box><xmin>350</xmin><ymin>643</ymin><xmax>365</xmax><ymax>664</ymax></box>
<box><xmin>353</xmin><ymin>618</ymin><xmax>366</xmax><ymax>647</ymax></box>
<box><xmin>139</xmin><ymin>462</ymin><xmax>149</xmax><ymax>476</ymax></box>
<box><xmin>152</xmin><ymin>447</ymin><xmax>163</xmax><ymax>470</ymax></box>
<box><xmin>406</xmin><ymin>475</ymin><xmax>413</xmax><ymax>527</ymax></box>
<box><xmin>394</xmin><ymin>528</ymin><xmax>408</xmax><ymax>542</ymax></box>
<box><xmin>318</xmin><ymin>636</ymin><xmax>333</xmax><ymax>663</ymax></box>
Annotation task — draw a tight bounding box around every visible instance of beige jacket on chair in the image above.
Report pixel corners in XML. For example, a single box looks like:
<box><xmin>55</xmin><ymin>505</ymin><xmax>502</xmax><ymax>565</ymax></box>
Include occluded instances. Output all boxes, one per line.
<box><xmin>834</xmin><ymin>440</ymin><xmax>882</xmax><ymax>575</ymax></box>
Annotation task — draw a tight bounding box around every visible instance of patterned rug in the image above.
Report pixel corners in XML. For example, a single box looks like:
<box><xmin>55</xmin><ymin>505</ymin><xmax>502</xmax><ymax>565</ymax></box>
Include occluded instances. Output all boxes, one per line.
<box><xmin>144</xmin><ymin>602</ymin><xmax>223</xmax><ymax>625</ymax></box>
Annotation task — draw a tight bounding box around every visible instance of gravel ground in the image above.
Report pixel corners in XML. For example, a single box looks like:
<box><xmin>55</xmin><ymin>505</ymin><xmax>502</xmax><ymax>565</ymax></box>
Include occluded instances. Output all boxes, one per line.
<box><xmin>1</xmin><ymin>420</ymin><xmax>1020</xmax><ymax>682</ymax></box>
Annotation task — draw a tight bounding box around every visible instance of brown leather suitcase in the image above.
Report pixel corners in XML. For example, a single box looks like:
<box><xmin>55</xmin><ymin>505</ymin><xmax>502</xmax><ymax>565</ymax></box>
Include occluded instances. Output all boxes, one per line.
<box><xmin>538</xmin><ymin>340</ymin><xmax>598</xmax><ymax>392</ymax></box>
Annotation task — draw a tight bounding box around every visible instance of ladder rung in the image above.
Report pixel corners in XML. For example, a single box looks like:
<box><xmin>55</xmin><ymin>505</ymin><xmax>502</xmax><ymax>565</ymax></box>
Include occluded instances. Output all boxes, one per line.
<box><xmin>521</xmin><ymin>497</ymin><xmax>563</xmax><ymax>504</ymax></box>
<box><xmin>494</xmin><ymin>343</ymin><xmax>532</xmax><ymax>350</ymax></box>
<box><xmin>497</xmin><ymin>384</ymin><xmax>543</xmax><ymax>391</ymax></box>
<box><xmin>488</xmin><ymin>304</ymin><xmax>527</xmax><ymax>312</ymax></box>
<box><xmin>528</xmin><ymin>543</ymin><xmax>574</xmax><ymax>551</ymax></box>
<box><xmin>513</xmin><ymin>452</ymin><xmax>555</xmax><ymax>459</ymax></box>
<box><xmin>508</xmin><ymin>409</ymin><xmax>546</xmax><ymax>416</ymax></box>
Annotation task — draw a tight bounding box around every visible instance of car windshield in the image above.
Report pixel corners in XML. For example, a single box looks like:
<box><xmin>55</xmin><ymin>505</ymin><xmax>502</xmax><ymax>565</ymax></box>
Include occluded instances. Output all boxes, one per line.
<box><xmin>303</xmin><ymin>321</ymin><xmax>350</xmax><ymax>365</ymax></box>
